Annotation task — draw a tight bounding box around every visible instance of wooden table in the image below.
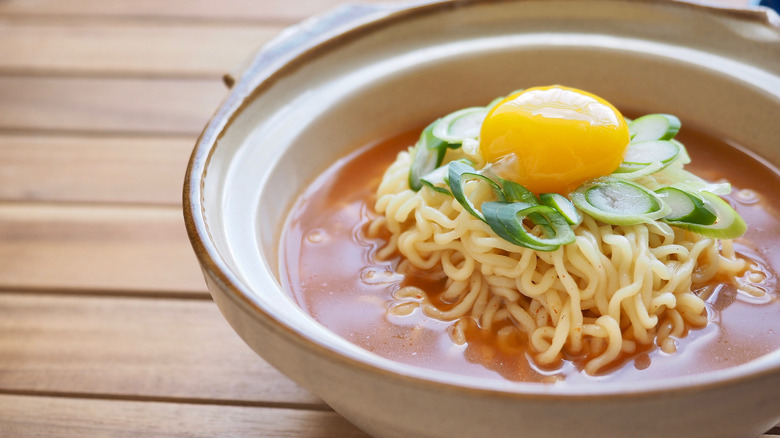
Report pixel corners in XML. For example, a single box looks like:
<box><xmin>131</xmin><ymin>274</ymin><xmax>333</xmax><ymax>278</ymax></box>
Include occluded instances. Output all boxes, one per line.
<box><xmin>0</xmin><ymin>1</ymin><xmax>776</xmax><ymax>437</ymax></box>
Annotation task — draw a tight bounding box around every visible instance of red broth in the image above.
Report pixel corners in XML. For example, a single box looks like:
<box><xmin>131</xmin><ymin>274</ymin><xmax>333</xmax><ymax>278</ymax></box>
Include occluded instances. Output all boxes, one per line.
<box><xmin>279</xmin><ymin>125</ymin><xmax>780</xmax><ymax>384</ymax></box>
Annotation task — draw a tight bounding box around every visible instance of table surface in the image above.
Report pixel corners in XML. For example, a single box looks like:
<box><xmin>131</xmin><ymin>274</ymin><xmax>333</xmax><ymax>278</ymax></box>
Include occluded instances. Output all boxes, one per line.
<box><xmin>0</xmin><ymin>0</ymin><xmax>777</xmax><ymax>437</ymax></box>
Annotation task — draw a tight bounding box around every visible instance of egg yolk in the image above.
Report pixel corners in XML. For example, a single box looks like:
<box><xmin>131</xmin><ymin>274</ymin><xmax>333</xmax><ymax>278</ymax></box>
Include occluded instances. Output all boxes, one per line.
<box><xmin>479</xmin><ymin>85</ymin><xmax>630</xmax><ymax>195</ymax></box>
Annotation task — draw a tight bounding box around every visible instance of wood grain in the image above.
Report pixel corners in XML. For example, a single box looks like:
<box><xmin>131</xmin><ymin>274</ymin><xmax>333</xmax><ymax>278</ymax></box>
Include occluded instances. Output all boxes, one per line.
<box><xmin>0</xmin><ymin>395</ymin><xmax>366</xmax><ymax>438</ymax></box>
<box><xmin>0</xmin><ymin>203</ymin><xmax>207</xmax><ymax>294</ymax></box>
<box><xmin>0</xmin><ymin>294</ymin><xmax>323</xmax><ymax>406</ymax></box>
<box><xmin>0</xmin><ymin>134</ymin><xmax>193</xmax><ymax>205</ymax></box>
<box><xmin>0</xmin><ymin>76</ymin><xmax>224</xmax><ymax>135</ymax></box>
<box><xmin>0</xmin><ymin>21</ymin><xmax>282</xmax><ymax>77</ymax></box>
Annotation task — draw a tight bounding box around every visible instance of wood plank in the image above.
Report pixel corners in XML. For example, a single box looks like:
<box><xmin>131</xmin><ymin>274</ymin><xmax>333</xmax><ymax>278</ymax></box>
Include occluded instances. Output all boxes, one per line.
<box><xmin>0</xmin><ymin>21</ymin><xmax>282</xmax><ymax>77</ymax></box>
<box><xmin>0</xmin><ymin>76</ymin><xmax>224</xmax><ymax>135</ymax></box>
<box><xmin>0</xmin><ymin>134</ymin><xmax>193</xmax><ymax>205</ymax></box>
<box><xmin>0</xmin><ymin>203</ymin><xmax>207</xmax><ymax>294</ymax></box>
<box><xmin>0</xmin><ymin>395</ymin><xmax>366</xmax><ymax>438</ymax></box>
<box><xmin>0</xmin><ymin>0</ymin><xmax>395</xmax><ymax>24</ymax></box>
<box><xmin>0</xmin><ymin>294</ymin><xmax>322</xmax><ymax>406</ymax></box>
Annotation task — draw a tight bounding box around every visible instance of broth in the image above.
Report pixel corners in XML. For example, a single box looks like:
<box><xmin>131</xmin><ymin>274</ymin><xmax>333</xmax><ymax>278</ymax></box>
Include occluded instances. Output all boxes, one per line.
<box><xmin>279</xmin><ymin>124</ymin><xmax>780</xmax><ymax>384</ymax></box>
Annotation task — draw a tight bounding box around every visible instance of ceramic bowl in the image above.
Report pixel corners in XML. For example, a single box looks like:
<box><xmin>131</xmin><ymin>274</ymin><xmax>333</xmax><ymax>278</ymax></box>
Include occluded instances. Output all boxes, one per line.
<box><xmin>184</xmin><ymin>1</ymin><xmax>780</xmax><ymax>437</ymax></box>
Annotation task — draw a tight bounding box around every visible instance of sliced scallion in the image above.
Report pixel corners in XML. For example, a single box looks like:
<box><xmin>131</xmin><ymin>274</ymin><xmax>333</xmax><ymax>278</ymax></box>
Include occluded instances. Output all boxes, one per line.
<box><xmin>448</xmin><ymin>161</ymin><xmax>505</xmax><ymax>221</ymax></box>
<box><xmin>420</xmin><ymin>172</ymin><xmax>452</xmax><ymax>195</ymax></box>
<box><xmin>539</xmin><ymin>193</ymin><xmax>582</xmax><ymax>225</ymax></box>
<box><xmin>672</xmin><ymin>139</ymin><xmax>692</xmax><ymax>165</ymax></box>
<box><xmin>408</xmin><ymin>122</ymin><xmax>450</xmax><ymax>191</ymax></box>
<box><xmin>663</xmin><ymin>191</ymin><xmax>746</xmax><ymax>239</ymax></box>
<box><xmin>482</xmin><ymin>202</ymin><xmax>575</xmax><ymax>251</ymax></box>
<box><xmin>655</xmin><ymin>187</ymin><xmax>716</xmax><ymax>225</ymax></box>
<box><xmin>661</xmin><ymin>165</ymin><xmax>732</xmax><ymax>196</ymax></box>
<box><xmin>611</xmin><ymin>161</ymin><xmax>665</xmax><ymax>181</ymax></box>
<box><xmin>432</xmin><ymin>107</ymin><xmax>488</xmax><ymax>144</ymax></box>
<box><xmin>571</xmin><ymin>179</ymin><xmax>671</xmax><ymax>225</ymax></box>
<box><xmin>500</xmin><ymin>179</ymin><xmax>539</xmax><ymax>204</ymax></box>
<box><xmin>420</xmin><ymin>159</ymin><xmax>475</xmax><ymax>195</ymax></box>
<box><xmin>629</xmin><ymin>114</ymin><xmax>681</xmax><ymax>142</ymax></box>
<box><xmin>615</xmin><ymin>140</ymin><xmax>680</xmax><ymax>174</ymax></box>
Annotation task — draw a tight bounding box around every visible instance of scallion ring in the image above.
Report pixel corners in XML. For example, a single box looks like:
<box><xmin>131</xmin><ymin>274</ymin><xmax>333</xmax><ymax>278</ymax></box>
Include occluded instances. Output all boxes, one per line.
<box><xmin>572</xmin><ymin>179</ymin><xmax>671</xmax><ymax>225</ymax></box>
<box><xmin>482</xmin><ymin>202</ymin><xmax>575</xmax><ymax>251</ymax></box>
<box><xmin>663</xmin><ymin>191</ymin><xmax>746</xmax><ymax>239</ymax></box>
<box><xmin>500</xmin><ymin>178</ymin><xmax>539</xmax><ymax>204</ymax></box>
<box><xmin>655</xmin><ymin>187</ymin><xmax>716</xmax><ymax>225</ymax></box>
<box><xmin>448</xmin><ymin>161</ymin><xmax>505</xmax><ymax>221</ymax></box>
<box><xmin>614</xmin><ymin>140</ymin><xmax>681</xmax><ymax>174</ymax></box>
<box><xmin>539</xmin><ymin>193</ymin><xmax>582</xmax><ymax>225</ymax></box>
<box><xmin>629</xmin><ymin>114</ymin><xmax>681</xmax><ymax>142</ymax></box>
<box><xmin>431</xmin><ymin>107</ymin><xmax>488</xmax><ymax>144</ymax></box>
<box><xmin>408</xmin><ymin>122</ymin><xmax>451</xmax><ymax>191</ymax></box>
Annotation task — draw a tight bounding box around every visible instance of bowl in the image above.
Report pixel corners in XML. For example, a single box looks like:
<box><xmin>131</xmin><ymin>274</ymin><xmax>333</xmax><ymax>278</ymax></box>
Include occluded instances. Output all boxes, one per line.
<box><xmin>184</xmin><ymin>1</ymin><xmax>780</xmax><ymax>437</ymax></box>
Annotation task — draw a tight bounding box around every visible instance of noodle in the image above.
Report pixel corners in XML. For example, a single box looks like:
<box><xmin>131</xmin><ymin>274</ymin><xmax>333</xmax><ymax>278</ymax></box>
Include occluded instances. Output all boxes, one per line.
<box><xmin>373</xmin><ymin>150</ymin><xmax>760</xmax><ymax>374</ymax></box>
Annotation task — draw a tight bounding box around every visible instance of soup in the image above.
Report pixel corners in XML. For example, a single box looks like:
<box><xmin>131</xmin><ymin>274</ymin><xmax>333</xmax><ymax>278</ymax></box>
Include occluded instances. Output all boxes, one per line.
<box><xmin>280</xmin><ymin>108</ymin><xmax>780</xmax><ymax>385</ymax></box>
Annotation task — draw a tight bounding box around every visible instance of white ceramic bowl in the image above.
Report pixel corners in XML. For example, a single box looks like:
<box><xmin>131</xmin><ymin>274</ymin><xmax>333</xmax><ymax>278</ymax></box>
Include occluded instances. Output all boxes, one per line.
<box><xmin>184</xmin><ymin>1</ymin><xmax>780</xmax><ymax>437</ymax></box>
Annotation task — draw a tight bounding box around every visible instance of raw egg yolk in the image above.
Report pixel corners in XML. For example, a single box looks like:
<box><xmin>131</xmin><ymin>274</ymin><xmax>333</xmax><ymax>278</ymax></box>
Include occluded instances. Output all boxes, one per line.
<box><xmin>479</xmin><ymin>85</ymin><xmax>630</xmax><ymax>195</ymax></box>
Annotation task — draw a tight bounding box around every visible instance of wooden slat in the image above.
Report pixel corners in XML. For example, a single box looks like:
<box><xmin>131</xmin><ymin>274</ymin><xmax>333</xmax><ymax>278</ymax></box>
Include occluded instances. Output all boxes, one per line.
<box><xmin>0</xmin><ymin>203</ymin><xmax>206</xmax><ymax>294</ymax></box>
<box><xmin>0</xmin><ymin>21</ymin><xmax>281</xmax><ymax>77</ymax></box>
<box><xmin>0</xmin><ymin>395</ymin><xmax>366</xmax><ymax>438</ymax></box>
<box><xmin>0</xmin><ymin>0</ymin><xmax>394</xmax><ymax>24</ymax></box>
<box><xmin>0</xmin><ymin>134</ymin><xmax>193</xmax><ymax>205</ymax></box>
<box><xmin>0</xmin><ymin>294</ymin><xmax>322</xmax><ymax>406</ymax></box>
<box><xmin>0</xmin><ymin>76</ymin><xmax>224</xmax><ymax>135</ymax></box>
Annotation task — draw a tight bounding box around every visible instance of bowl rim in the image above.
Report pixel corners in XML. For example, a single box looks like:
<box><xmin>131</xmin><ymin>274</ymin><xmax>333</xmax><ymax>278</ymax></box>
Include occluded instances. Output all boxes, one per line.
<box><xmin>184</xmin><ymin>0</ymin><xmax>780</xmax><ymax>400</ymax></box>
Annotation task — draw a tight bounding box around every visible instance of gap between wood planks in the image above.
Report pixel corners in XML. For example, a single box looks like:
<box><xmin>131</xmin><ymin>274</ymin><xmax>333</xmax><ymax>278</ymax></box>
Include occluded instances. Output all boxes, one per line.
<box><xmin>0</xmin><ymin>394</ymin><xmax>370</xmax><ymax>438</ymax></box>
<box><xmin>0</xmin><ymin>389</ymin><xmax>332</xmax><ymax>411</ymax></box>
<box><xmin>0</xmin><ymin>286</ymin><xmax>209</xmax><ymax>300</ymax></box>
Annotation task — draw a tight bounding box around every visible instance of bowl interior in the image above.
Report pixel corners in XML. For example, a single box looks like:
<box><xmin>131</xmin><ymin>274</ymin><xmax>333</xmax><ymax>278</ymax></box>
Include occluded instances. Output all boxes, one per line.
<box><xmin>194</xmin><ymin>0</ymin><xmax>780</xmax><ymax>393</ymax></box>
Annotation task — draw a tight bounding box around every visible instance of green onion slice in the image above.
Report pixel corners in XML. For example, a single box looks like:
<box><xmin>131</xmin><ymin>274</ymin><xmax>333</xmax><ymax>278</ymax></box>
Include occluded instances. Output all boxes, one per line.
<box><xmin>500</xmin><ymin>178</ymin><xmax>539</xmax><ymax>204</ymax></box>
<box><xmin>615</xmin><ymin>140</ymin><xmax>681</xmax><ymax>174</ymax></box>
<box><xmin>432</xmin><ymin>107</ymin><xmax>488</xmax><ymax>144</ymax></box>
<box><xmin>420</xmin><ymin>159</ymin><xmax>475</xmax><ymax>195</ymax></box>
<box><xmin>420</xmin><ymin>177</ymin><xmax>452</xmax><ymax>195</ymax></box>
<box><xmin>672</xmin><ymin>139</ymin><xmax>692</xmax><ymax>165</ymax></box>
<box><xmin>539</xmin><ymin>193</ymin><xmax>582</xmax><ymax>225</ymax></box>
<box><xmin>629</xmin><ymin>114</ymin><xmax>681</xmax><ymax>142</ymax></box>
<box><xmin>448</xmin><ymin>161</ymin><xmax>505</xmax><ymax>221</ymax></box>
<box><xmin>409</xmin><ymin>122</ymin><xmax>452</xmax><ymax>191</ymax></box>
<box><xmin>663</xmin><ymin>191</ymin><xmax>746</xmax><ymax>239</ymax></box>
<box><xmin>499</xmin><ymin>178</ymin><xmax>557</xmax><ymax>231</ymax></box>
<box><xmin>655</xmin><ymin>187</ymin><xmax>716</xmax><ymax>225</ymax></box>
<box><xmin>572</xmin><ymin>179</ymin><xmax>671</xmax><ymax>225</ymax></box>
<box><xmin>482</xmin><ymin>202</ymin><xmax>575</xmax><ymax>251</ymax></box>
<box><xmin>661</xmin><ymin>165</ymin><xmax>732</xmax><ymax>196</ymax></box>
<box><xmin>611</xmin><ymin>161</ymin><xmax>665</xmax><ymax>181</ymax></box>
